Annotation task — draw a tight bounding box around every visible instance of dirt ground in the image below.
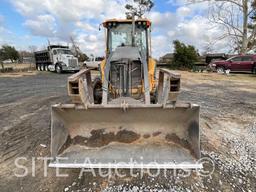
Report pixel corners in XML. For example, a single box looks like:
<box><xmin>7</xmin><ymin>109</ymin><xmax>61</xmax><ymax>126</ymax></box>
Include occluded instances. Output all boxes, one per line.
<box><xmin>0</xmin><ymin>71</ymin><xmax>255</xmax><ymax>192</ymax></box>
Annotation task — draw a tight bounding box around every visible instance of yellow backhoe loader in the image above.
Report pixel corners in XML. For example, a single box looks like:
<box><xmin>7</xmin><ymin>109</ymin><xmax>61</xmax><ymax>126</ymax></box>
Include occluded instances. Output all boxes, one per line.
<box><xmin>49</xmin><ymin>18</ymin><xmax>201</xmax><ymax>169</ymax></box>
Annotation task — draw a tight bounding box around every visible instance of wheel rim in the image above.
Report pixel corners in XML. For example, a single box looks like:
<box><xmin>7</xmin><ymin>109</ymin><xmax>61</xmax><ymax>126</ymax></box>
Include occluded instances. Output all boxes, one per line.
<box><xmin>56</xmin><ymin>65</ymin><xmax>61</xmax><ymax>73</ymax></box>
<box><xmin>217</xmin><ymin>67</ymin><xmax>224</xmax><ymax>73</ymax></box>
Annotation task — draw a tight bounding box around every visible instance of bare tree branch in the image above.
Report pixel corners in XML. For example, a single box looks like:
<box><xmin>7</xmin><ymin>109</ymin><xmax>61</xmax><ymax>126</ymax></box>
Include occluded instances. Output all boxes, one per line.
<box><xmin>188</xmin><ymin>0</ymin><xmax>255</xmax><ymax>53</ymax></box>
<box><xmin>187</xmin><ymin>0</ymin><xmax>243</xmax><ymax>7</ymax></box>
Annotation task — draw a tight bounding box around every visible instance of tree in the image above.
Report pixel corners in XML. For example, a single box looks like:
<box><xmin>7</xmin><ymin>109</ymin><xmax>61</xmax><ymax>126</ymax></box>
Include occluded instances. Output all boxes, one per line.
<box><xmin>28</xmin><ymin>45</ymin><xmax>37</xmax><ymax>53</ymax></box>
<box><xmin>70</xmin><ymin>36</ymin><xmax>89</xmax><ymax>62</ymax></box>
<box><xmin>125</xmin><ymin>0</ymin><xmax>154</xmax><ymax>18</ymax></box>
<box><xmin>172</xmin><ymin>40</ymin><xmax>199</xmax><ymax>69</ymax></box>
<box><xmin>0</xmin><ymin>45</ymin><xmax>19</xmax><ymax>63</ymax></box>
<box><xmin>78</xmin><ymin>53</ymin><xmax>89</xmax><ymax>62</ymax></box>
<box><xmin>188</xmin><ymin>0</ymin><xmax>256</xmax><ymax>53</ymax></box>
<box><xmin>19</xmin><ymin>50</ymin><xmax>34</xmax><ymax>65</ymax></box>
<box><xmin>247</xmin><ymin>0</ymin><xmax>256</xmax><ymax>51</ymax></box>
<box><xmin>0</xmin><ymin>49</ymin><xmax>5</xmax><ymax>70</ymax></box>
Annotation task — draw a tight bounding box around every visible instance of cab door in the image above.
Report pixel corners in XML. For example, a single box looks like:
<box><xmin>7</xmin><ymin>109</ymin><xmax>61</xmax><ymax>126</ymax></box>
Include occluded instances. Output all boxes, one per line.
<box><xmin>240</xmin><ymin>56</ymin><xmax>254</xmax><ymax>72</ymax></box>
<box><xmin>230</xmin><ymin>56</ymin><xmax>243</xmax><ymax>71</ymax></box>
<box><xmin>52</xmin><ymin>49</ymin><xmax>58</xmax><ymax>64</ymax></box>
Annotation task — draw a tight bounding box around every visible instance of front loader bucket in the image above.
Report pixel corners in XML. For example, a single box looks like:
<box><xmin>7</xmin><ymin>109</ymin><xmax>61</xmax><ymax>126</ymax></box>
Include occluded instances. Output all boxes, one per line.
<box><xmin>49</xmin><ymin>104</ymin><xmax>201</xmax><ymax>169</ymax></box>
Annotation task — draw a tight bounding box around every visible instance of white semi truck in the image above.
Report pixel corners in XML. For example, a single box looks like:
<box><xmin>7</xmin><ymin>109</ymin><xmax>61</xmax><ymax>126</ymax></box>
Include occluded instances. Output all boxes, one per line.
<box><xmin>34</xmin><ymin>45</ymin><xmax>80</xmax><ymax>73</ymax></box>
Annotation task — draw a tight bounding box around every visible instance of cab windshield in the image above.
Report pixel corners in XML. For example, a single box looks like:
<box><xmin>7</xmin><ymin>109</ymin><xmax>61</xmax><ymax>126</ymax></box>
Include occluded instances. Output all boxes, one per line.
<box><xmin>57</xmin><ymin>49</ymin><xmax>72</xmax><ymax>55</ymax></box>
<box><xmin>227</xmin><ymin>57</ymin><xmax>235</xmax><ymax>61</ymax></box>
<box><xmin>109</xmin><ymin>23</ymin><xmax>148</xmax><ymax>54</ymax></box>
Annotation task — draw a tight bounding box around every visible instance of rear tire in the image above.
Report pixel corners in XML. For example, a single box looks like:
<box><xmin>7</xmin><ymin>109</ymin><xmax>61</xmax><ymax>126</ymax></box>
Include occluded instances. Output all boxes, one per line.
<box><xmin>55</xmin><ymin>64</ymin><xmax>62</xmax><ymax>74</ymax></box>
<box><xmin>36</xmin><ymin>64</ymin><xmax>40</xmax><ymax>71</ymax></box>
<box><xmin>216</xmin><ymin>66</ymin><xmax>225</xmax><ymax>74</ymax></box>
<box><xmin>39</xmin><ymin>64</ymin><xmax>44</xmax><ymax>71</ymax></box>
<box><xmin>42</xmin><ymin>64</ymin><xmax>46</xmax><ymax>71</ymax></box>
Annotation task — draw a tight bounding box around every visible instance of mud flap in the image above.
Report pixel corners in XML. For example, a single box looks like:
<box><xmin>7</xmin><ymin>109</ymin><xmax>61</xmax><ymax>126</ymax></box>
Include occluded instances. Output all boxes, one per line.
<box><xmin>49</xmin><ymin>104</ymin><xmax>201</xmax><ymax>169</ymax></box>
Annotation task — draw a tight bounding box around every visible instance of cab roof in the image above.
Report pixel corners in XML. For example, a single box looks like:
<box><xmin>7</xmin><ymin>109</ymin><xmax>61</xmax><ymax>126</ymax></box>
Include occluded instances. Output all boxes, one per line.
<box><xmin>103</xmin><ymin>18</ymin><xmax>151</xmax><ymax>28</ymax></box>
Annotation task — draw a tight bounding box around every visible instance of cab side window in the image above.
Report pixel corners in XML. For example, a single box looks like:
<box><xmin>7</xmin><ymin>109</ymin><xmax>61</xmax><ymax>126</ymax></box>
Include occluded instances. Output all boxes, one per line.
<box><xmin>231</xmin><ymin>57</ymin><xmax>242</xmax><ymax>62</ymax></box>
<box><xmin>242</xmin><ymin>56</ymin><xmax>253</xmax><ymax>61</ymax></box>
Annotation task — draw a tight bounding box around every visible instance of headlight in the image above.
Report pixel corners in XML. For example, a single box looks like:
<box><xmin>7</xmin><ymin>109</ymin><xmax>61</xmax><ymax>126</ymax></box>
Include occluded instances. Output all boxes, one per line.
<box><xmin>211</xmin><ymin>63</ymin><xmax>216</xmax><ymax>67</ymax></box>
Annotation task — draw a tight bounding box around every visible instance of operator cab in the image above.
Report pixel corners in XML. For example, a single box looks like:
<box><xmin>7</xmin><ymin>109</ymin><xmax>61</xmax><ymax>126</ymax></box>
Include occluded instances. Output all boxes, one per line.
<box><xmin>103</xmin><ymin>19</ymin><xmax>151</xmax><ymax>57</ymax></box>
<box><xmin>101</xmin><ymin>19</ymin><xmax>152</xmax><ymax>99</ymax></box>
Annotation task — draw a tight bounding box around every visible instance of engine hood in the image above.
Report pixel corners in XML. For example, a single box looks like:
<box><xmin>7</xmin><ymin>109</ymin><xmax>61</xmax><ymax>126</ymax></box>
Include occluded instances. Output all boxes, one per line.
<box><xmin>111</xmin><ymin>46</ymin><xmax>141</xmax><ymax>62</ymax></box>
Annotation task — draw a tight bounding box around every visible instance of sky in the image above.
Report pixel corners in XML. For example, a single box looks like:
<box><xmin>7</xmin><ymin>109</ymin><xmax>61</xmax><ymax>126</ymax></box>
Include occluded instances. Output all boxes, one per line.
<box><xmin>0</xmin><ymin>0</ymin><xmax>229</xmax><ymax>58</ymax></box>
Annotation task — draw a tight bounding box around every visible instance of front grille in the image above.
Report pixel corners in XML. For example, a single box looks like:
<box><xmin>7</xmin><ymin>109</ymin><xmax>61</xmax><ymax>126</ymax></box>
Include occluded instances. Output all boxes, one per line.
<box><xmin>68</xmin><ymin>59</ymin><xmax>78</xmax><ymax>67</ymax></box>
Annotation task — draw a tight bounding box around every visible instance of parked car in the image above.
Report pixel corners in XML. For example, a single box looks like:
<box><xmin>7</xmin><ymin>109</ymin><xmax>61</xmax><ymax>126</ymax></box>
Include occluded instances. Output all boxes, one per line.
<box><xmin>210</xmin><ymin>55</ymin><xmax>256</xmax><ymax>73</ymax></box>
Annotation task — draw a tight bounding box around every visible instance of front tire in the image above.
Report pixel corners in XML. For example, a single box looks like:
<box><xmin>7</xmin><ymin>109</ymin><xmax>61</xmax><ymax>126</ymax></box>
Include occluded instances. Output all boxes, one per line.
<box><xmin>55</xmin><ymin>64</ymin><xmax>62</xmax><ymax>74</ymax></box>
<box><xmin>216</xmin><ymin>66</ymin><xmax>225</xmax><ymax>74</ymax></box>
<box><xmin>93</xmin><ymin>77</ymin><xmax>102</xmax><ymax>104</ymax></box>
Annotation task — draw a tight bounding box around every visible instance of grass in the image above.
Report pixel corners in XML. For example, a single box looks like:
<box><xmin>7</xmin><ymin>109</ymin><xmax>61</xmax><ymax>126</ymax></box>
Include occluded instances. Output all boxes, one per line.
<box><xmin>0</xmin><ymin>63</ymin><xmax>37</xmax><ymax>77</ymax></box>
<box><xmin>2</xmin><ymin>63</ymin><xmax>35</xmax><ymax>70</ymax></box>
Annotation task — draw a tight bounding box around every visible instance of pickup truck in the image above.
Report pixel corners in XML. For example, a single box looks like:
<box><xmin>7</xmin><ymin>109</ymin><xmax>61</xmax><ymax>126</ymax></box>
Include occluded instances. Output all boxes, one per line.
<box><xmin>83</xmin><ymin>56</ymin><xmax>104</xmax><ymax>69</ymax></box>
<box><xmin>210</xmin><ymin>55</ymin><xmax>256</xmax><ymax>73</ymax></box>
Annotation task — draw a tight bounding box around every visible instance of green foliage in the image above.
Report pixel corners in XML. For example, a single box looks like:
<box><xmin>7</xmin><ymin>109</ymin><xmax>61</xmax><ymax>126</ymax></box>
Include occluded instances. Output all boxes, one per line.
<box><xmin>172</xmin><ymin>40</ymin><xmax>199</xmax><ymax>69</ymax></box>
<box><xmin>0</xmin><ymin>45</ymin><xmax>20</xmax><ymax>62</ymax></box>
<box><xmin>125</xmin><ymin>0</ymin><xmax>154</xmax><ymax>18</ymax></box>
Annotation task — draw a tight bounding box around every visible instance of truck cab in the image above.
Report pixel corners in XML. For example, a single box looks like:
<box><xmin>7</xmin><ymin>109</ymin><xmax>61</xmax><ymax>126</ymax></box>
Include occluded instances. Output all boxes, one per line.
<box><xmin>50</xmin><ymin>47</ymin><xmax>79</xmax><ymax>73</ymax></box>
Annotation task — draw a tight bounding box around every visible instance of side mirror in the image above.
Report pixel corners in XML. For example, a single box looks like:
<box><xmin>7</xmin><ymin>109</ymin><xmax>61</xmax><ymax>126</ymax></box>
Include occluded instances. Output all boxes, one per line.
<box><xmin>99</xmin><ymin>24</ymin><xmax>102</xmax><ymax>31</ymax></box>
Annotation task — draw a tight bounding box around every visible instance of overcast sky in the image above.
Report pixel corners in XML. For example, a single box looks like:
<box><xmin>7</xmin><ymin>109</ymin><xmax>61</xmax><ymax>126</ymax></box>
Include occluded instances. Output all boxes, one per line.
<box><xmin>0</xmin><ymin>0</ymin><xmax>229</xmax><ymax>58</ymax></box>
